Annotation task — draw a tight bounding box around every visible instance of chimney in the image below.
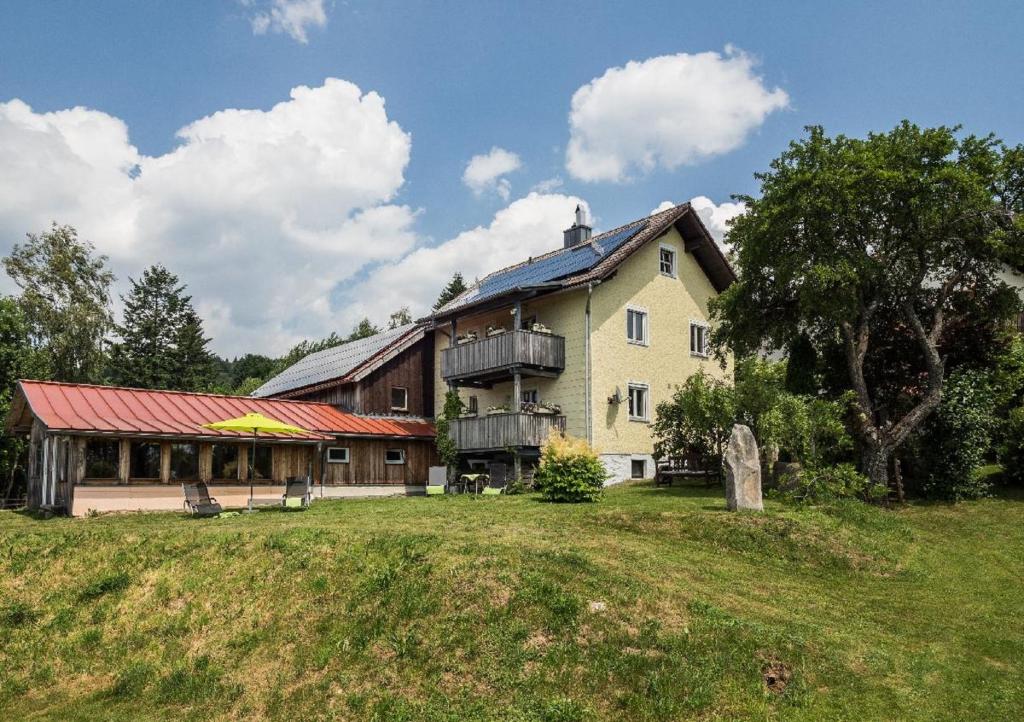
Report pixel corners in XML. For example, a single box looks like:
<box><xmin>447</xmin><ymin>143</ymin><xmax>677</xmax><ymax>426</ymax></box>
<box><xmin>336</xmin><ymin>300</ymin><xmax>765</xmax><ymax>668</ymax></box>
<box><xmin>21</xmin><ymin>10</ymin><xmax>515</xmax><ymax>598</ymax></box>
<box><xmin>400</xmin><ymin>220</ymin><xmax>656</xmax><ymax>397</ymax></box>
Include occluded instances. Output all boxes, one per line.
<box><xmin>563</xmin><ymin>204</ymin><xmax>593</xmax><ymax>248</ymax></box>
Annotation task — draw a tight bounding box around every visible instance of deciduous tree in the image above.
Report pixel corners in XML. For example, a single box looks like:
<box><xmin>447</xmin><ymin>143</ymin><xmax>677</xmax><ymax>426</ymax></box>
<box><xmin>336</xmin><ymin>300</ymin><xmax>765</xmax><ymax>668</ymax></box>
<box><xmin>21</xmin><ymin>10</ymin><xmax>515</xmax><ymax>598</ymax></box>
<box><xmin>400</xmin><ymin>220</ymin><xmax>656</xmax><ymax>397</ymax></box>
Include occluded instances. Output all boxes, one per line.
<box><xmin>2</xmin><ymin>224</ymin><xmax>114</xmax><ymax>383</ymax></box>
<box><xmin>712</xmin><ymin>123</ymin><xmax>1023</xmax><ymax>488</ymax></box>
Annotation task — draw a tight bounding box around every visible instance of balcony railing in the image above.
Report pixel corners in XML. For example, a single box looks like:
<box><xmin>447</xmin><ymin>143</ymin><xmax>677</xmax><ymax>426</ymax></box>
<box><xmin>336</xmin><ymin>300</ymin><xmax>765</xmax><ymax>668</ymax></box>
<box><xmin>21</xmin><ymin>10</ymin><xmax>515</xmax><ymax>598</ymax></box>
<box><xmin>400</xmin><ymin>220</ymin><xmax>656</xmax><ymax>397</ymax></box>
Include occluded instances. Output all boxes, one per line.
<box><xmin>441</xmin><ymin>329</ymin><xmax>565</xmax><ymax>384</ymax></box>
<box><xmin>448</xmin><ymin>412</ymin><xmax>566</xmax><ymax>452</ymax></box>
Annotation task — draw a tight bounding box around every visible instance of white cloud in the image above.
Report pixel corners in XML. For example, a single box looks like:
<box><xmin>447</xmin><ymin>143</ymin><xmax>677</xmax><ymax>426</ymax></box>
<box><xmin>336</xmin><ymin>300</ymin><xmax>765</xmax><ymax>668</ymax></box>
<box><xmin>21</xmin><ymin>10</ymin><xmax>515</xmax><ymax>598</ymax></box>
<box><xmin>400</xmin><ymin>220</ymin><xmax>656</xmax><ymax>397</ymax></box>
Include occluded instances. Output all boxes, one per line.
<box><xmin>247</xmin><ymin>0</ymin><xmax>327</xmax><ymax>44</ymax></box>
<box><xmin>0</xmin><ymin>79</ymin><xmax>414</xmax><ymax>356</ymax></box>
<box><xmin>688</xmin><ymin>195</ymin><xmax>746</xmax><ymax>247</ymax></box>
<box><xmin>649</xmin><ymin>200</ymin><xmax>676</xmax><ymax>215</ymax></box>
<box><xmin>462</xmin><ymin>147</ymin><xmax>522</xmax><ymax>200</ymax></box>
<box><xmin>566</xmin><ymin>47</ymin><xmax>789</xmax><ymax>182</ymax></box>
<box><xmin>337</xmin><ymin>193</ymin><xmax>587</xmax><ymax>326</ymax></box>
<box><xmin>649</xmin><ymin>196</ymin><xmax>745</xmax><ymax>248</ymax></box>
<box><xmin>531</xmin><ymin>176</ymin><xmax>564</xmax><ymax>193</ymax></box>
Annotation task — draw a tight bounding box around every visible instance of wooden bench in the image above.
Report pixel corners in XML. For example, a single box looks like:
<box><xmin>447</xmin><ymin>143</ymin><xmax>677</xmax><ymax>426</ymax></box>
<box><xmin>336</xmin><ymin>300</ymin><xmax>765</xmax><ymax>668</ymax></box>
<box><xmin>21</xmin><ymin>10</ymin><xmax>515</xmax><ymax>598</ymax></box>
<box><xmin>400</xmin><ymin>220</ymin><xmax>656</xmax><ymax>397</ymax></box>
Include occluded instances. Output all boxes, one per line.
<box><xmin>654</xmin><ymin>455</ymin><xmax>719</xmax><ymax>487</ymax></box>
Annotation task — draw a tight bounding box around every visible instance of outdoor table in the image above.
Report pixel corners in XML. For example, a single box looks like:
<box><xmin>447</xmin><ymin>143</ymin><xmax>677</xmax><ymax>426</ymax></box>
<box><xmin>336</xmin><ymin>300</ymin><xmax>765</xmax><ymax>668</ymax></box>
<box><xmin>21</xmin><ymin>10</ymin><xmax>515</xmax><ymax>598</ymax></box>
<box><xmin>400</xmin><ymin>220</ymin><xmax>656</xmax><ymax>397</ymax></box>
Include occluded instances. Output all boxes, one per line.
<box><xmin>458</xmin><ymin>473</ymin><xmax>489</xmax><ymax>494</ymax></box>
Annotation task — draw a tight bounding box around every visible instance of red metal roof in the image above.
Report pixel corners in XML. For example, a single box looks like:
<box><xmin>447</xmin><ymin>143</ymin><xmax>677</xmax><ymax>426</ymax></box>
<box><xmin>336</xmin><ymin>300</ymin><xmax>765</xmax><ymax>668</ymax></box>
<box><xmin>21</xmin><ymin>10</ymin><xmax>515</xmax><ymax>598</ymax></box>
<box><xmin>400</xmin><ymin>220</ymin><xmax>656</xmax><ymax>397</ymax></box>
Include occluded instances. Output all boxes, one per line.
<box><xmin>12</xmin><ymin>381</ymin><xmax>435</xmax><ymax>441</ymax></box>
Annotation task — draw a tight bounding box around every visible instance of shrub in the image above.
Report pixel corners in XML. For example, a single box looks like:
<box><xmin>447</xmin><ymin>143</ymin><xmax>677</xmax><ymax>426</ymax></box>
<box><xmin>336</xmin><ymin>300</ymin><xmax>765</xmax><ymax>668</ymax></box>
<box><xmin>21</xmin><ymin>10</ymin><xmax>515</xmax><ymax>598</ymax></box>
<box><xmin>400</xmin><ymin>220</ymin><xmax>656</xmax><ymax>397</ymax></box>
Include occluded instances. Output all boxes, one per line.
<box><xmin>1000</xmin><ymin>405</ymin><xmax>1024</xmax><ymax>485</ymax></box>
<box><xmin>916</xmin><ymin>369</ymin><xmax>1000</xmax><ymax>500</ymax></box>
<box><xmin>773</xmin><ymin>464</ymin><xmax>885</xmax><ymax>504</ymax></box>
<box><xmin>534</xmin><ymin>432</ymin><xmax>608</xmax><ymax>503</ymax></box>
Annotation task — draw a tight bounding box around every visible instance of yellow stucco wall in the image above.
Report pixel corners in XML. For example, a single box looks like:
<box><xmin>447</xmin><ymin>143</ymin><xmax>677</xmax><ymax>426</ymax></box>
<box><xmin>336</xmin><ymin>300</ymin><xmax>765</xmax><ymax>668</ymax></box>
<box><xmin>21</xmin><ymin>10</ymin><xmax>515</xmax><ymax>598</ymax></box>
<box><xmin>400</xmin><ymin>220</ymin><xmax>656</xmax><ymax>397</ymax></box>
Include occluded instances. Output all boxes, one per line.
<box><xmin>589</xmin><ymin>226</ymin><xmax>732</xmax><ymax>454</ymax></box>
<box><xmin>432</xmin><ymin>226</ymin><xmax>732</xmax><ymax>457</ymax></box>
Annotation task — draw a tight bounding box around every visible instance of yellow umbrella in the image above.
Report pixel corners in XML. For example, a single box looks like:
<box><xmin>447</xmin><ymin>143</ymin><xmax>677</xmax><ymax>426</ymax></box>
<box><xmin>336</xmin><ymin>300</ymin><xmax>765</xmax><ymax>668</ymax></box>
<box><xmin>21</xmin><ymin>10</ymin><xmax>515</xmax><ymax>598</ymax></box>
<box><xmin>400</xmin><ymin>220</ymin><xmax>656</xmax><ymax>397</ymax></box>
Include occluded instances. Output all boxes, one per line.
<box><xmin>202</xmin><ymin>413</ymin><xmax>310</xmax><ymax>511</ymax></box>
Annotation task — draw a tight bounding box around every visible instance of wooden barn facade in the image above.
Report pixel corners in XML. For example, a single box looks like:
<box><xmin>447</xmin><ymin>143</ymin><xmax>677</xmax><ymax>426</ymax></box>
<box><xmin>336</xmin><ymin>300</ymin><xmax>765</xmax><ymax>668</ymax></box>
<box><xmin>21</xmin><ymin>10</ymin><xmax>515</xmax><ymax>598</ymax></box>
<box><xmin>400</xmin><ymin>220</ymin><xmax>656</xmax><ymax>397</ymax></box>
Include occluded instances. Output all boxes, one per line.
<box><xmin>253</xmin><ymin>323</ymin><xmax>435</xmax><ymax>418</ymax></box>
<box><xmin>6</xmin><ymin>380</ymin><xmax>437</xmax><ymax>516</ymax></box>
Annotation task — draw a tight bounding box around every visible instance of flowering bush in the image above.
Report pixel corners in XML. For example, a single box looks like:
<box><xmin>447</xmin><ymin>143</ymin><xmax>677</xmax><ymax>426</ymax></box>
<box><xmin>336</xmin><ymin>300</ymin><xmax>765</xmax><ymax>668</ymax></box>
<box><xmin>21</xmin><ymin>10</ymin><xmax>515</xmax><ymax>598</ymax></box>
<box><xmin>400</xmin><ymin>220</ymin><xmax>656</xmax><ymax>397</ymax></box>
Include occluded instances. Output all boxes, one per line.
<box><xmin>534</xmin><ymin>432</ymin><xmax>608</xmax><ymax>503</ymax></box>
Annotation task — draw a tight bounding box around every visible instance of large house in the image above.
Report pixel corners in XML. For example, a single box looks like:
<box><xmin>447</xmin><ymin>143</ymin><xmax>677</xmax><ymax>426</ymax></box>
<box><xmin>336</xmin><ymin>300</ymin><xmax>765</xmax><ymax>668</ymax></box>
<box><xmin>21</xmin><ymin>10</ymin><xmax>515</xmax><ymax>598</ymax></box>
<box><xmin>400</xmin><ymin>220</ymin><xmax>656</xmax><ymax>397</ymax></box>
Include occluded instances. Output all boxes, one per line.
<box><xmin>5</xmin><ymin>200</ymin><xmax>736</xmax><ymax>515</ymax></box>
<box><xmin>425</xmin><ymin>202</ymin><xmax>735</xmax><ymax>483</ymax></box>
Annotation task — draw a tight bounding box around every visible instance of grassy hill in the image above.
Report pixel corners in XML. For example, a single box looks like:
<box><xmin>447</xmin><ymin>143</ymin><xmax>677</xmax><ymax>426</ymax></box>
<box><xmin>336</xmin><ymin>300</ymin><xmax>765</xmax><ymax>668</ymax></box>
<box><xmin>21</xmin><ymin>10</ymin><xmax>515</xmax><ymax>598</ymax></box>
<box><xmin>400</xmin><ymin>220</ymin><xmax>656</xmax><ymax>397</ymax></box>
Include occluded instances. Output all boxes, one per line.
<box><xmin>1</xmin><ymin>482</ymin><xmax>1022</xmax><ymax>721</ymax></box>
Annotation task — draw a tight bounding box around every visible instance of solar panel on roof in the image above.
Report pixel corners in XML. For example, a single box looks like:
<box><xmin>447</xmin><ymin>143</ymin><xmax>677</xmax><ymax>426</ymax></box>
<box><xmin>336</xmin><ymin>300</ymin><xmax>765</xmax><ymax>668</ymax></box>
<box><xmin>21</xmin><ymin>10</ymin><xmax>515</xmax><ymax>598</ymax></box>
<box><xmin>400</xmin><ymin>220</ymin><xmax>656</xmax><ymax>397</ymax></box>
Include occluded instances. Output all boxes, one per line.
<box><xmin>447</xmin><ymin>221</ymin><xmax>646</xmax><ymax>312</ymax></box>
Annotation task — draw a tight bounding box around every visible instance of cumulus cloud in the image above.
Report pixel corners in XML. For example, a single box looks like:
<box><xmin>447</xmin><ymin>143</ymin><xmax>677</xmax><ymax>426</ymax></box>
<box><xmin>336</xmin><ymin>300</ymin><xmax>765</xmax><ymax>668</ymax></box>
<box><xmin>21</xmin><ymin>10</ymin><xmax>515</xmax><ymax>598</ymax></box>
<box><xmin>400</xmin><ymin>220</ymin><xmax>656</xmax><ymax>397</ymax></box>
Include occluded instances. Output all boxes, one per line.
<box><xmin>462</xmin><ymin>147</ymin><xmax>522</xmax><ymax>200</ymax></box>
<box><xmin>0</xmin><ymin>79</ymin><xmax>414</xmax><ymax>356</ymax></box>
<box><xmin>566</xmin><ymin>47</ymin><xmax>788</xmax><ymax>182</ymax></box>
<box><xmin>337</xmin><ymin>193</ymin><xmax>588</xmax><ymax>325</ymax></box>
<box><xmin>649</xmin><ymin>196</ymin><xmax>745</xmax><ymax>248</ymax></box>
<box><xmin>688</xmin><ymin>195</ymin><xmax>746</xmax><ymax>246</ymax></box>
<box><xmin>247</xmin><ymin>0</ymin><xmax>327</xmax><ymax>44</ymax></box>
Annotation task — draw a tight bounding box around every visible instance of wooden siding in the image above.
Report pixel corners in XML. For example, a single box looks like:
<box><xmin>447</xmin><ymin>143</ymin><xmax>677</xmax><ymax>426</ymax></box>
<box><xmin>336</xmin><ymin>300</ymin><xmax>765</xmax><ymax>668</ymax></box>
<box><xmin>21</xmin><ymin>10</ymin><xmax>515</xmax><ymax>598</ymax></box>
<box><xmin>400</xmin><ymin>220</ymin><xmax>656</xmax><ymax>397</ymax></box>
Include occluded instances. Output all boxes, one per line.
<box><xmin>288</xmin><ymin>334</ymin><xmax>435</xmax><ymax>417</ymax></box>
<box><xmin>441</xmin><ymin>330</ymin><xmax>565</xmax><ymax>382</ymax></box>
<box><xmin>320</xmin><ymin>438</ymin><xmax>437</xmax><ymax>484</ymax></box>
<box><xmin>449</xmin><ymin>412</ymin><xmax>565</xmax><ymax>452</ymax></box>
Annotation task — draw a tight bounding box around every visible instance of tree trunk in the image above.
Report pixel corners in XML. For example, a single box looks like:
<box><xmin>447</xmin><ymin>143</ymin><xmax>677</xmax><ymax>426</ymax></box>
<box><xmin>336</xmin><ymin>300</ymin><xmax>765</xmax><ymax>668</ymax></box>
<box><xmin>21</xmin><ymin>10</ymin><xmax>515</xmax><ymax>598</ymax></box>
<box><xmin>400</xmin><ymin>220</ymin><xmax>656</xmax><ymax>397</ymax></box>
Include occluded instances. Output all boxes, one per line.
<box><xmin>862</xmin><ymin>443</ymin><xmax>890</xmax><ymax>491</ymax></box>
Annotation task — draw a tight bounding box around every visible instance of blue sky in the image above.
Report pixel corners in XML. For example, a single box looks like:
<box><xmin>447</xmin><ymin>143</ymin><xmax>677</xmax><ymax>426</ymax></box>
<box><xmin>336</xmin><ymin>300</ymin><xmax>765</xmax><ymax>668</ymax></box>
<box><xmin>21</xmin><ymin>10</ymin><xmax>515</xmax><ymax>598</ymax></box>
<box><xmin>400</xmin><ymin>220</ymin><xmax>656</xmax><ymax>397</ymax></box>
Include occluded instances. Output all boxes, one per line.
<box><xmin>1</xmin><ymin>0</ymin><xmax>1022</xmax><ymax>355</ymax></box>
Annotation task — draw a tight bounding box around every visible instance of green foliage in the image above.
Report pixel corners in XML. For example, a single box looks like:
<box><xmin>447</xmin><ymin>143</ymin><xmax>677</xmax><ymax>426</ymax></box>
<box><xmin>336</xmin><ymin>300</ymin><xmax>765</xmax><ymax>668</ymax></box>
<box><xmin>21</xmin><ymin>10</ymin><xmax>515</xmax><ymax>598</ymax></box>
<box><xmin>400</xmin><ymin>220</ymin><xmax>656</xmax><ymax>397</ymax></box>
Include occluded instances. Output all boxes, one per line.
<box><xmin>1001</xmin><ymin>406</ymin><xmax>1024</xmax><ymax>485</ymax></box>
<box><xmin>2</xmin><ymin>223</ymin><xmax>114</xmax><ymax>383</ymax></box>
<box><xmin>388</xmin><ymin>306</ymin><xmax>413</xmax><ymax>329</ymax></box>
<box><xmin>107</xmin><ymin>264</ymin><xmax>215</xmax><ymax>391</ymax></box>
<box><xmin>434</xmin><ymin>390</ymin><xmax>463</xmax><ymax>473</ymax></box>
<box><xmin>712</xmin><ymin>122</ymin><xmax>1024</xmax><ymax>485</ymax></box>
<box><xmin>652</xmin><ymin>370</ymin><xmax>735</xmax><ymax>463</ymax></box>
<box><xmin>533</xmin><ymin>432</ymin><xmax>608</xmax><ymax>503</ymax></box>
<box><xmin>654</xmin><ymin>359</ymin><xmax>851</xmax><ymax>469</ymax></box>
<box><xmin>433</xmin><ymin>271</ymin><xmax>468</xmax><ymax>310</ymax></box>
<box><xmin>346</xmin><ymin>317</ymin><xmax>381</xmax><ymax>342</ymax></box>
<box><xmin>0</xmin><ymin>297</ymin><xmax>48</xmax><ymax>503</ymax></box>
<box><xmin>773</xmin><ymin>464</ymin><xmax>886</xmax><ymax>504</ymax></box>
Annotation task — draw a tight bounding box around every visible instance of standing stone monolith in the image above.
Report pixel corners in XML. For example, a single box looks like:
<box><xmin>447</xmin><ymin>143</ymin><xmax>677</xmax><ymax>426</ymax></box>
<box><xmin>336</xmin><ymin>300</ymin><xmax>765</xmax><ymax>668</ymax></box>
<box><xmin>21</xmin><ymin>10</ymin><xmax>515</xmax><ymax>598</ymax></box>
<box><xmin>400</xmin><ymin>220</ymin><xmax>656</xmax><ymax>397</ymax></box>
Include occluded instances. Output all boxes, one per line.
<box><xmin>724</xmin><ymin>424</ymin><xmax>763</xmax><ymax>512</ymax></box>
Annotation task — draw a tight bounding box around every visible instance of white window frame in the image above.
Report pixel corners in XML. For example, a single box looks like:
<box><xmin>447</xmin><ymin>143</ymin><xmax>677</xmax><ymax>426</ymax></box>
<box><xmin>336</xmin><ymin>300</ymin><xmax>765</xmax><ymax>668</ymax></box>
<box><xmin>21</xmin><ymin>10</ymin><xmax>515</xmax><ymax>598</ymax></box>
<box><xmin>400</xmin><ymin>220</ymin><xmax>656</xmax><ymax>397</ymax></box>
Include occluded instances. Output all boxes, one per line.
<box><xmin>659</xmin><ymin>243</ymin><xmax>677</xmax><ymax>278</ymax></box>
<box><xmin>690</xmin><ymin>320</ymin><xmax>709</xmax><ymax>358</ymax></box>
<box><xmin>627</xmin><ymin>382</ymin><xmax>650</xmax><ymax>422</ymax></box>
<box><xmin>326</xmin><ymin>446</ymin><xmax>350</xmax><ymax>464</ymax></box>
<box><xmin>390</xmin><ymin>386</ymin><xmax>409</xmax><ymax>411</ymax></box>
<box><xmin>626</xmin><ymin>306</ymin><xmax>649</xmax><ymax>347</ymax></box>
<box><xmin>631</xmin><ymin>458</ymin><xmax>647</xmax><ymax>479</ymax></box>
<box><xmin>385</xmin><ymin>448</ymin><xmax>406</xmax><ymax>465</ymax></box>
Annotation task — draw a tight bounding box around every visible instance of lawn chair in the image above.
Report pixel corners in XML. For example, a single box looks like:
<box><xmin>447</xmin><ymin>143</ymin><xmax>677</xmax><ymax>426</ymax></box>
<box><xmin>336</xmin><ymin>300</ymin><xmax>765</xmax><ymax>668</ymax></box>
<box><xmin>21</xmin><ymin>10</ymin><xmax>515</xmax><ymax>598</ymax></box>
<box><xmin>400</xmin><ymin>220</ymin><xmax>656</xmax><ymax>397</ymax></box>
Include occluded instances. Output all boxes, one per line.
<box><xmin>182</xmin><ymin>482</ymin><xmax>223</xmax><ymax>516</ymax></box>
<box><xmin>282</xmin><ymin>477</ymin><xmax>310</xmax><ymax>509</ymax></box>
<box><xmin>426</xmin><ymin>466</ymin><xmax>447</xmax><ymax>496</ymax></box>
<box><xmin>482</xmin><ymin>463</ymin><xmax>508</xmax><ymax>496</ymax></box>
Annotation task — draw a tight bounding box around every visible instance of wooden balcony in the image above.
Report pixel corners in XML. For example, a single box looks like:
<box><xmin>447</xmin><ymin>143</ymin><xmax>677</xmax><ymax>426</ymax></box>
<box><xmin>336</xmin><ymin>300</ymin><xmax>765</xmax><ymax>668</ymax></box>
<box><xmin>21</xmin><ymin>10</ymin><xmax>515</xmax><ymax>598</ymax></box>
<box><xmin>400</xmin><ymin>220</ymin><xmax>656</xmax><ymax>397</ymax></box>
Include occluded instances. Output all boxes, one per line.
<box><xmin>441</xmin><ymin>330</ymin><xmax>565</xmax><ymax>386</ymax></box>
<box><xmin>448</xmin><ymin>412</ymin><xmax>566</xmax><ymax>452</ymax></box>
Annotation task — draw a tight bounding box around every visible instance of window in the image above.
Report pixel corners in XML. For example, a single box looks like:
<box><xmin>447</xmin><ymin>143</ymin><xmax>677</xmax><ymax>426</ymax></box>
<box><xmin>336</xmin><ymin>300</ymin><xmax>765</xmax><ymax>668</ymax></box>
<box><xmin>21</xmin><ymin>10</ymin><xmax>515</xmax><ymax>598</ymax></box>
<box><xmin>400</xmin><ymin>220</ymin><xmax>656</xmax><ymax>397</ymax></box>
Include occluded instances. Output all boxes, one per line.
<box><xmin>169</xmin><ymin>443</ymin><xmax>199</xmax><ymax>480</ymax></box>
<box><xmin>327</xmin><ymin>446</ymin><xmax>350</xmax><ymax>464</ymax></box>
<box><xmin>391</xmin><ymin>386</ymin><xmax>408</xmax><ymax>411</ymax></box>
<box><xmin>385</xmin><ymin>448</ymin><xmax>406</xmax><ymax>465</ymax></box>
<box><xmin>627</xmin><ymin>383</ymin><xmax>649</xmax><ymax>422</ymax></box>
<box><xmin>626</xmin><ymin>307</ymin><xmax>648</xmax><ymax>345</ymax></box>
<box><xmin>211</xmin><ymin>444</ymin><xmax>238</xmax><ymax>480</ymax></box>
<box><xmin>659</xmin><ymin>245</ymin><xmax>676</xmax><ymax>277</ymax></box>
<box><xmin>521</xmin><ymin>389</ymin><xmax>539</xmax><ymax>404</ymax></box>
<box><xmin>690</xmin><ymin>322</ymin><xmax>709</xmax><ymax>357</ymax></box>
<box><xmin>129</xmin><ymin>441</ymin><xmax>161</xmax><ymax>479</ymax></box>
<box><xmin>631</xmin><ymin>459</ymin><xmax>646</xmax><ymax>479</ymax></box>
<box><xmin>467</xmin><ymin>396</ymin><xmax>478</xmax><ymax>414</ymax></box>
<box><xmin>84</xmin><ymin>439</ymin><xmax>120</xmax><ymax>479</ymax></box>
<box><xmin>250</xmin><ymin>445</ymin><xmax>273</xmax><ymax>480</ymax></box>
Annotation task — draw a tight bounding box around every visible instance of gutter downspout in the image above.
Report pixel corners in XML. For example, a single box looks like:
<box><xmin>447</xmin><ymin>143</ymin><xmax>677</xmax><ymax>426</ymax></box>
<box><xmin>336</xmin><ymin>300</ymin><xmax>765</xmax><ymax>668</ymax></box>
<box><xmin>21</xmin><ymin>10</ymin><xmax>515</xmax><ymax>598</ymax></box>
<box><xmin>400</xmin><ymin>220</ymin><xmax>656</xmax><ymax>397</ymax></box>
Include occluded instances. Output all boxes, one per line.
<box><xmin>585</xmin><ymin>281</ymin><xmax>600</xmax><ymax>446</ymax></box>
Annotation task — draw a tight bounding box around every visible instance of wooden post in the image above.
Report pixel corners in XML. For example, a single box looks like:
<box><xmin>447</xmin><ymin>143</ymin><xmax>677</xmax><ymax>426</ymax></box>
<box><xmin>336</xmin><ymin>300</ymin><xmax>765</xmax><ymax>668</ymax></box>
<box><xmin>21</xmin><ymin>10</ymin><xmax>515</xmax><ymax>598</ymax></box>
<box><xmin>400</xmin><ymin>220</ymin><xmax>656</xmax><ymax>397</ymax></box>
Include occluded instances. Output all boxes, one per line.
<box><xmin>893</xmin><ymin>457</ymin><xmax>905</xmax><ymax>504</ymax></box>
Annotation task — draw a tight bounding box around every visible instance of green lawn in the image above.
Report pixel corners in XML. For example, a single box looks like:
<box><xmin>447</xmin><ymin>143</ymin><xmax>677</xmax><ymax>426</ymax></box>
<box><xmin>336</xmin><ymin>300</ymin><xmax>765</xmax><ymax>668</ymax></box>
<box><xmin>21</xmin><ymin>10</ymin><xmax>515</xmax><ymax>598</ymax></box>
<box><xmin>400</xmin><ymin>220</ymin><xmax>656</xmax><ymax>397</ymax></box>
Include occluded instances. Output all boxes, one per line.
<box><xmin>1</xmin><ymin>483</ymin><xmax>1022</xmax><ymax>721</ymax></box>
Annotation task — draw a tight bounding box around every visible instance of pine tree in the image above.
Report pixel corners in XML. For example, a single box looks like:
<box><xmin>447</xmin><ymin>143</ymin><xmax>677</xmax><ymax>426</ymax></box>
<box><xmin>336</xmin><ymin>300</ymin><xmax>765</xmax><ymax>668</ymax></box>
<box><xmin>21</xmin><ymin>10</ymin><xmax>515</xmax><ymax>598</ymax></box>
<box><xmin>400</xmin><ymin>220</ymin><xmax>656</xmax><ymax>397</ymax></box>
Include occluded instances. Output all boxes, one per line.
<box><xmin>174</xmin><ymin>308</ymin><xmax>216</xmax><ymax>392</ymax></box>
<box><xmin>108</xmin><ymin>264</ymin><xmax>215</xmax><ymax>391</ymax></box>
<box><xmin>433</xmin><ymin>272</ymin><xmax>468</xmax><ymax>310</ymax></box>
